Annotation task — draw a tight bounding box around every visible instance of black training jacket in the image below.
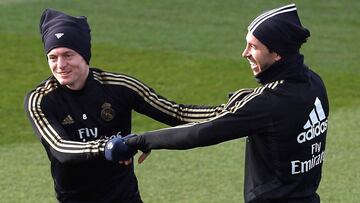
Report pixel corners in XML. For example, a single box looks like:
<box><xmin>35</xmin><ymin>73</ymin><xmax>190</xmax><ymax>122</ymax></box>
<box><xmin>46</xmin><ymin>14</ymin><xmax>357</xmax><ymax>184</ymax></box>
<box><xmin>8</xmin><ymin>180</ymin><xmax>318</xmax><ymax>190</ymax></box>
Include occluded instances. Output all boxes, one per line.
<box><xmin>127</xmin><ymin>54</ymin><xmax>329</xmax><ymax>203</ymax></box>
<box><xmin>24</xmin><ymin>68</ymin><xmax>222</xmax><ymax>202</ymax></box>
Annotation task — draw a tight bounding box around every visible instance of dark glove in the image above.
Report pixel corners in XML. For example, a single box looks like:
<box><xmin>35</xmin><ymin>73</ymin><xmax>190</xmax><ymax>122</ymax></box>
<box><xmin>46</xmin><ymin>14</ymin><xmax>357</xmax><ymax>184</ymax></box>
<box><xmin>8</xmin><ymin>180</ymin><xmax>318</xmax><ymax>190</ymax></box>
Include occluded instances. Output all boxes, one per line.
<box><xmin>124</xmin><ymin>134</ymin><xmax>151</xmax><ymax>154</ymax></box>
<box><xmin>104</xmin><ymin>134</ymin><xmax>138</xmax><ymax>161</ymax></box>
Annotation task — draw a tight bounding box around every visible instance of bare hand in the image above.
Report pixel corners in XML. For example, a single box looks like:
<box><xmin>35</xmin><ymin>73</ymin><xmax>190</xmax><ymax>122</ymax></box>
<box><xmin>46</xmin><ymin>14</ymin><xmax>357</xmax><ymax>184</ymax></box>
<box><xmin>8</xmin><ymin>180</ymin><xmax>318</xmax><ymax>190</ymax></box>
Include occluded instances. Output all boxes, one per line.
<box><xmin>119</xmin><ymin>158</ymin><xmax>133</xmax><ymax>166</ymax></box>
<box><xmin>118</xmin><ymin>151</ymin><xmax>151</xmax><ymax>165</ymax></box>
<box><xmin>138</xmin><ymin>152</ymin><xmax>151</xmax><ymax>164</ymax></box>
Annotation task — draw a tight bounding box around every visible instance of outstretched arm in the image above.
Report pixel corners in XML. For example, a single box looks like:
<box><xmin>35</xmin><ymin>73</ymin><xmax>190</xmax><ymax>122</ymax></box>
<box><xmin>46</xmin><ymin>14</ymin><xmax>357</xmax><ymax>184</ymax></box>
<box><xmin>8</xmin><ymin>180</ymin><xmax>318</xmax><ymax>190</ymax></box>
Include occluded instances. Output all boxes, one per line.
<box><xmin>106</xmin><ymin>87</ymin><xmax>270</xmax><ymax>163</ymax></box>
<box><xmin>104</xmin><ymin>112</ymin><xmax>247</xmax><ymax>164</ymax></box>
<box><xmin>104</xmin><ymin>72</ymin><xmax>225</xmax><ymax>126</ymax></box>
<box><xmin>126</xmin><ymin>112</ymin><xmax>248</xmax><ymax>152</ymax></box>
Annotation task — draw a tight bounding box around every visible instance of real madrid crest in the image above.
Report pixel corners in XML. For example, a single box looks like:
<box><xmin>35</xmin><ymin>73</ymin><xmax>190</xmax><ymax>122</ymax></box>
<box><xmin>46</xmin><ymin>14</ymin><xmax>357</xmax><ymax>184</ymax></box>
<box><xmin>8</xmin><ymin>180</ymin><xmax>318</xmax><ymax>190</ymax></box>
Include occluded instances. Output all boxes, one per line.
<box><xmin>101</xmin><ymin>102</ymin><xmax>116</xmax><ymax>122</ymax></box>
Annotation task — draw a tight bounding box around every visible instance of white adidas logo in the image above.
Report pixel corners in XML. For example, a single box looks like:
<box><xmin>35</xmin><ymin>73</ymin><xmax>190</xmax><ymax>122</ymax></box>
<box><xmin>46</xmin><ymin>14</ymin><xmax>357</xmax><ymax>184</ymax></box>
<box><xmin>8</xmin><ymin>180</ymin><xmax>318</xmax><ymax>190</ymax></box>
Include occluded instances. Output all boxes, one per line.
<box><xmin>55</xmin><ymin>32</ymin><xmax>64</xmax><ymax>39</ymax></box>
<box><xmin>297</xmin><ymin>97</ymin><xmax>328</xmax><ymax>144</ymax></box>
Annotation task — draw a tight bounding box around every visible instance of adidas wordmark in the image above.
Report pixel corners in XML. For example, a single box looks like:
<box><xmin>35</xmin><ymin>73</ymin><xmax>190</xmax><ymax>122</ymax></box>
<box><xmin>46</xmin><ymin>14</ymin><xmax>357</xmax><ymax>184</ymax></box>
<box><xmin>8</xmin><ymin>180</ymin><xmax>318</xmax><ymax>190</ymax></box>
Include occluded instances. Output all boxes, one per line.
<box><xmin>297</xmin><ymin>97</ymin><xmax>328</xmax><ymax>144</ymax></box>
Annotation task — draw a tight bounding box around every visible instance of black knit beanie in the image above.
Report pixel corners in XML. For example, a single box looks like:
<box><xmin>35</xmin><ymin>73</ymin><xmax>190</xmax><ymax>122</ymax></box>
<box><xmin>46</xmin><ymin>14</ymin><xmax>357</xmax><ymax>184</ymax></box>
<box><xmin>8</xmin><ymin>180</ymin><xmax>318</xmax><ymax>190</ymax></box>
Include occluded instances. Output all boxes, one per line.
<box><xmin>248</xmin><ymin>4</ymin><xmax>310</xmax><ymax>57</ymax></box>
<box><xmin>39</xmin><ymin>9</ymin><xmax>91</xmax><ymax>64</ymax></box>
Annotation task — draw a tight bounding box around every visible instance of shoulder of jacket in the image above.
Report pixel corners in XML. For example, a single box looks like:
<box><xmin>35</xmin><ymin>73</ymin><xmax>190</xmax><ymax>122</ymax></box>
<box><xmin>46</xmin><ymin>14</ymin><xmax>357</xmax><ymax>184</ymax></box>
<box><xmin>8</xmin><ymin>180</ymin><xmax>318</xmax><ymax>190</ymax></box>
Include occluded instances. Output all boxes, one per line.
<box><xmin>240</xmin><ymin>80</ymin><xmax>285</xmax><ymax>105</ymax></box>
<box><xmin>90</xmin><ymin>68</ymin><xmax>145</xmax><ymax>89</ymax></box>
<box><xmin>28</xmin><ymin>77</ymin><xmax>58</xmax><ymax>96</ymax></box>
<box><xmin>262</xmin><ymin>80</ymin><xmax>285</xmax><ymax>90</ymax></box>
<box><xmin>24</xmin><ymin>77</ymin><xmax>58</xmax><ymax>112</ymax></box>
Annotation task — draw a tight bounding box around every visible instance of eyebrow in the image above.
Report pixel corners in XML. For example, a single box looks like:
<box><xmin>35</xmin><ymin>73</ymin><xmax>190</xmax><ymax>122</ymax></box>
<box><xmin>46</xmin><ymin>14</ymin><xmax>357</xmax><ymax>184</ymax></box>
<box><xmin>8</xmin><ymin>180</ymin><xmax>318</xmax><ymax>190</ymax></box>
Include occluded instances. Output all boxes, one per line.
<box><xmin>48</xmin><ymin>50</ymin><xmax>76</xmax><ymax>56</ymax></box>
<box><xmin>248</xmin><ymin>42</ymin><xmax>257</xmax><ymax>47</ymax></box>
<box><xmin>62</xmin><ymin>51</ymin><xmax>76</xmax><ymax>55</ymax></box>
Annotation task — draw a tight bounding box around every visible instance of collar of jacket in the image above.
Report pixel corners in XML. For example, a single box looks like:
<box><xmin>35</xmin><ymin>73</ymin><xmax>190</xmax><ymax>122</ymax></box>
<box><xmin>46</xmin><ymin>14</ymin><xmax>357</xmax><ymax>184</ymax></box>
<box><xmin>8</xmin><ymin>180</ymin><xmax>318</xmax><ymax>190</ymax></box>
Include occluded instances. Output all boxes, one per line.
<box><xmin>254</xmin><ymin>53</ymin><xmax>308</xmax><ymax>85</ymax></box>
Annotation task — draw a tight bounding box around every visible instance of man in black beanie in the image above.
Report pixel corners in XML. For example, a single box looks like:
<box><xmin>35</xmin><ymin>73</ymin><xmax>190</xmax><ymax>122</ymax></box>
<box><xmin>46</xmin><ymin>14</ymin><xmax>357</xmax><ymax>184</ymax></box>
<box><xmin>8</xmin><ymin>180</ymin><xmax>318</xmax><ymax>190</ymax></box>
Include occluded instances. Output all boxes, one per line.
<box><xmin>24</xmin><ymin>8</ymin><xmax>223</xmax><ymax>203</ymax></box>
<box><xmin>110</xmin><ymin>4</ymin><xmax>329</xmax><ymax>203</ymax></box>
<box><xmin>40</xmin><ymin>8</ymin><xmax>91</xmax><ymax>65</ymax></box>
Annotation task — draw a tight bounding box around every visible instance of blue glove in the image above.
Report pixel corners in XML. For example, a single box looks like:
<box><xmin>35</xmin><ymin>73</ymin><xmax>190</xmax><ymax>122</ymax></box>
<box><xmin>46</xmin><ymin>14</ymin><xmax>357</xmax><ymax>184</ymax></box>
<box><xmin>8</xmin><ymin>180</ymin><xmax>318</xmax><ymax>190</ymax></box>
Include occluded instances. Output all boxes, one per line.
<box><xmin>104</xmin><ymin>134</ymin><xmax>138</xmax><ymax>161</ymax></box>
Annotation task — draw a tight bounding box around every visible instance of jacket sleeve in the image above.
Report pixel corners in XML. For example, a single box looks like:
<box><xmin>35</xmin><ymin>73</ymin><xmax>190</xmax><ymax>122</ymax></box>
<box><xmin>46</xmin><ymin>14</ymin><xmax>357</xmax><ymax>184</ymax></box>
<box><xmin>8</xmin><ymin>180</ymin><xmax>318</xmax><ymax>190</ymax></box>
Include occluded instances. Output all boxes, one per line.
<box><xmin>106</xmin><ymin>72</ymin><xmax>225</xmax><ymax>126</ymax></box>
<box><xmin>24</xmin><ymin>89</ymin><xmax>108</xmax><ymax>164</ymax></box>
<box><xmin>126</xmin><ymin>88</ymin><xmax>272</xmax><ymax>152</ymax></box>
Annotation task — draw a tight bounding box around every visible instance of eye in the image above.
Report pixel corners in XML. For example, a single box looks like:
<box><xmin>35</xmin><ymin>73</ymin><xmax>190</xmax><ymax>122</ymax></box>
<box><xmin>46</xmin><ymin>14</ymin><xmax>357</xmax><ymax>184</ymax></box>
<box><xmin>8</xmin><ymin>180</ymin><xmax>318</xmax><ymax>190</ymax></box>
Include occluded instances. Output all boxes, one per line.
<box><xmin>48</xmin><ymin>55</ymin><xmax>57</xmax><ymax>62</ymax></box>
<box><xmin>65</xmin><ymin>53</ymin><xmax>74</xmax><ymax>59</ymax></box>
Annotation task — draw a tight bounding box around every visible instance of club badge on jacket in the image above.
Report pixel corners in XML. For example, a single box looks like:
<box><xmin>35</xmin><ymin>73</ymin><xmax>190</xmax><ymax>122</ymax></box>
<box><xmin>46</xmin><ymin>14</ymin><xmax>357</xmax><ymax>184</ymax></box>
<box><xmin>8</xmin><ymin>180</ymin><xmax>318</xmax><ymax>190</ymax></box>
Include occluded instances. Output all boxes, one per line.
<box><xmin>101</xmin><ymin>102</ymin><xmax>116</xmax><ymax>122</ymax></box>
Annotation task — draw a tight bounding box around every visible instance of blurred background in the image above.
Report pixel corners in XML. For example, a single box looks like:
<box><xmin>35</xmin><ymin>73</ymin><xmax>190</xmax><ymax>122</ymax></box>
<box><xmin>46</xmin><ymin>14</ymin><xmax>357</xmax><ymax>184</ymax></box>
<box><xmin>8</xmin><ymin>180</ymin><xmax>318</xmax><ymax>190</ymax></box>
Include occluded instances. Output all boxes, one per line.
<box><xmin>0</xmin><ymin>0</ymin><xmax>359</xmax><ymax>202</ymax></box>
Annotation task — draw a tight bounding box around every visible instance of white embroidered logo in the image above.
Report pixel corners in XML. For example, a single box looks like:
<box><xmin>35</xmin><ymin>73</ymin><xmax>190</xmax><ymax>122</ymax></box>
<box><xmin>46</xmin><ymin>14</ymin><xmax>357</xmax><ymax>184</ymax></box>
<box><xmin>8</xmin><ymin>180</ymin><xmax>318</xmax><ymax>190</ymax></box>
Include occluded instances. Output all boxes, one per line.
<box><xmin>107</xmin><ymin>142</ymin><xmax>113</xmax><ymax>150</ymax></box>
<box><xmin>55</xmin><ymin>32</ymin><xmax>64</xmax><ymax>39</ymax></box>
<box><xmin>297</xmin><ymin>97</ymin><xmax>328</xmax><ymax>144</ymax></box>
<box><xmin>61</xmin><ymin>115</ymin><xmax>75</xmax><ymax>125</ymax></box>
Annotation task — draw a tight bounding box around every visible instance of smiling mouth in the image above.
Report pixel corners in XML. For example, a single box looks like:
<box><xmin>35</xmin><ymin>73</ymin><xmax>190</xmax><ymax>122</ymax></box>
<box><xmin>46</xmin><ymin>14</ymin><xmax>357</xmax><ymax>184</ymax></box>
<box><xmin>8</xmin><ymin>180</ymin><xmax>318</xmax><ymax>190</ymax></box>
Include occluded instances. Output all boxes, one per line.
<box><xmin>248</xmin><ymin>60</ymin><xmax>257</xmax><ymax>69</ymax></box>
<box><xmin>58</xmin><ymin>71</ymin><xmax>71</xmax><ymax>76</ymax></box>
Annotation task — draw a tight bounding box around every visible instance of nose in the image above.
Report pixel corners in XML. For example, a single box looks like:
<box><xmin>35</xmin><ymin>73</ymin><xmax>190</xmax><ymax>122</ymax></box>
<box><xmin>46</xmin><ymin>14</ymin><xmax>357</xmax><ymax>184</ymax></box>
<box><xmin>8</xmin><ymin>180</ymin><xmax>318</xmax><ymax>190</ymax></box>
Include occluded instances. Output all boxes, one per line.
<box><xmin>57</xmin><ymin>56</ymin><xmax>67</xmax><ymax>69</ymax></box>
<box><xmin>242</xmin><ymin>45</ymin><xmax>249</xmax><ymax>58</ymax></box>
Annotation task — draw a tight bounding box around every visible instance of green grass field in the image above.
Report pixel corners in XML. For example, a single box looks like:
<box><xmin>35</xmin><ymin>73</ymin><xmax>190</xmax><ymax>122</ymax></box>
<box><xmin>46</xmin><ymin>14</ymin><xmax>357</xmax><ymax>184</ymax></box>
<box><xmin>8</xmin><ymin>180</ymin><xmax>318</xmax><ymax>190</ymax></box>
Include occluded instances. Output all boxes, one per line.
<box><xmin>0</xmin><ymin>0</ymin><xmax>359</xmax><ymax>202</ymax></box>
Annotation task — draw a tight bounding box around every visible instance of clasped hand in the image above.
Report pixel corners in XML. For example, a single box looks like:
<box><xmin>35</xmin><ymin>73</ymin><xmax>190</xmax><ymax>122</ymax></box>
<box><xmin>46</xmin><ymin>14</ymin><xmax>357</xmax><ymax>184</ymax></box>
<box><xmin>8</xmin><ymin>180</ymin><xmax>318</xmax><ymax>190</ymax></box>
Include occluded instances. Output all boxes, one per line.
<box><xmin>104</xmin><ymin>134</ymin><xmax>150</xmax><ymax>165</ymax></box>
